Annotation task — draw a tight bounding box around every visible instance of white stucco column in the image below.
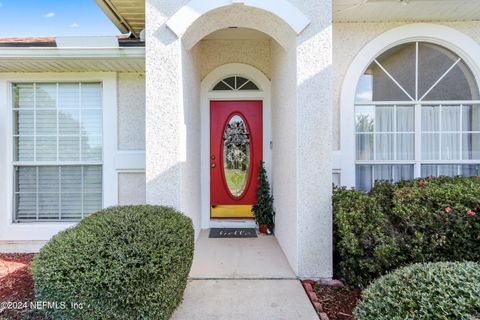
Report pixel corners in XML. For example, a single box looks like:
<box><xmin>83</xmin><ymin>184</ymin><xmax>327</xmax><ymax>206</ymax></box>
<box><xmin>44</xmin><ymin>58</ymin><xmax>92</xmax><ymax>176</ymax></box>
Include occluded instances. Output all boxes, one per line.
<box><xmin>146</xmin><ymin>0</ymin><xmax>202</xmax><ymax>235</ymax></box>
<box><xmin>145</xmin><ymin>1</ymin><xmax>183</xmax><ymax>209</ymax></box>
<box><xmin>293</xmin><ymin>0</ymin><xmax>333</xmax><ymax>279</ymax></box>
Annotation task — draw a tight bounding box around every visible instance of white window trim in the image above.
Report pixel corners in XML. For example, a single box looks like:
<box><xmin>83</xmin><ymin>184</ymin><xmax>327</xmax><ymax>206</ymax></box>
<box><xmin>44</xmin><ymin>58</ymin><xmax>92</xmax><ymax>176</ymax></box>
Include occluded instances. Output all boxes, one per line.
<box><xmin>0</xmin><ymin>72</ymin><xmax>117</xmax><ymax>241</ymax></box>
<box><xmin>340</xmin><ymin>23</ymin><xmax>480</xmax><ymax>188</ymax></box>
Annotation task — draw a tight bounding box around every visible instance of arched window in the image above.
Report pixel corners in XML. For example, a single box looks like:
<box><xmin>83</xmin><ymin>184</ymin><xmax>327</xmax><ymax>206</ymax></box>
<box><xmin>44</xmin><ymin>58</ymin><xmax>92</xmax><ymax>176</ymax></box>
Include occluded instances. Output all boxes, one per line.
<box><xmin>355</xmin><ymin>42</ymin><xmax>480</xmax><ymax>190</ymax></box>
<box><xmin>212</xmin><ymin>76</ymin><xmax>259</xmax><ymax>91</ymax></box>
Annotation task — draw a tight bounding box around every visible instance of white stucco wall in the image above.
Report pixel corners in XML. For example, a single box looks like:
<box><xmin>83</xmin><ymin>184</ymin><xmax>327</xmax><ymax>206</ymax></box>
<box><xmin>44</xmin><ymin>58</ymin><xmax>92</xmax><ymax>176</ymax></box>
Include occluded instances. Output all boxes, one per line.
<box><xmin>118</xmin><ymin>72</ymin><xmax>146</xmax><ymax>150</ymax></box>
<box><xmin>271</xmin><ymin>36</ymin><xmax>298</xmax><ymax>273</ymax></box>
<box><xmin>146</xmin><ymin>0</ymin><xmax>202</xmax><ymax>236</ymax></box>
<box><xmin>147</xmin><ymin>0</ymin><xmax>333</xmax><ymax>278</ymax></box>
<box><xmin>196</xmin><ymin>39</ymin><xmax>271</xmax><ymax>79</ymax></box>
<box><xmin>118</xmin><ymin>173</ymin><xmax>147</xmax><ymax>205</ymax></box>
<box><xmin>182</xmin><ymin>5</ymin><xmax>295</xmax><ymax>51</ymax></box>
<box><xmin>333</xmin><ymin>21</ymin><xmax>480</xmax><ymax>150</ymax></box>
<box><xmin>145</xmin><ymin>0</ymin><xmax>184</xmax><ymax>210</ymax></box>
<box><xmin>179</xmin><ymin>44</ymin><xmax>202</xmax><ymax>233</ymax></box>
<box><xmin>290</xmin><ymin>0</ymin><xmax>333</xmax><ymax>279</ymax></box>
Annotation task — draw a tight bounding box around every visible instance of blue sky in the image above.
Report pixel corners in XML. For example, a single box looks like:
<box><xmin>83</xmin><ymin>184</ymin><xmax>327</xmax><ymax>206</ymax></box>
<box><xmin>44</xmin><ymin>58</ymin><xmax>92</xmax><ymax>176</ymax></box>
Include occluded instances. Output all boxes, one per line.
<box><xmin>0</xmin><ymin>0</ymin><xmax>122</xmax><ymax>37</ymax></box>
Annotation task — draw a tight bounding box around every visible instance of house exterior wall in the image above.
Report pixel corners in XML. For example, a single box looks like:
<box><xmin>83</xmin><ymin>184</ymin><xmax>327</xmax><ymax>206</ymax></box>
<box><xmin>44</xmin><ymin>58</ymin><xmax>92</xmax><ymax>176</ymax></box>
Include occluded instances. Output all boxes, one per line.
<box><xmin>117</xmin><ymin>72</ymin><xmax>147</xmax><ymax>206</ymax></box>
<box><xmin>179</xmin><ymin>44</ymin><xmax>202</xmax><ymax>233</ymax></box>
<box><xmin>290</xmin><ymin>0</ymin><xmax>333</xmax><ymax>278</ymax></box>
<box><xmin>196</xmin><ymin>39</ymin><xmax>271</xmax><ymax>80</ymax></box>
<box><xmin>271</xmin><ymin>36</ymin><xmax>298</xmax><ymax>273</ymax></box>
<box><xmin>145</xmin><ymin>0</ymin><xmax>204</xmax><ymax>237</ymax></box>
<box><xmin>118</xmin><ymin>173</ymin><xmax>146</xmax><ymax>205</ymax></box>
<box><xmin>118</xmin><ymin>72</ymin><xmax>146</xmax><ymax>150</ymax></box>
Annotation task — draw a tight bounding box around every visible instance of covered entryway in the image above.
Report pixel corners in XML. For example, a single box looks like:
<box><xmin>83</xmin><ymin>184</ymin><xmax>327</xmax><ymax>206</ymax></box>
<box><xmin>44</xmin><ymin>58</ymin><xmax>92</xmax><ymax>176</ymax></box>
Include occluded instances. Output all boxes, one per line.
<box><xmin>146</xmin><ymin>0</ymin><xmax>333</xmax><ymax>279</ymax></box>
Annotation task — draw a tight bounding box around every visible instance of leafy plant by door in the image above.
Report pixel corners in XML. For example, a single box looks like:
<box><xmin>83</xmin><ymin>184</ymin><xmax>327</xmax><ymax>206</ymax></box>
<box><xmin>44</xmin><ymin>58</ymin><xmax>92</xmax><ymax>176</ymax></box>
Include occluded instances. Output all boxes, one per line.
<box><xmin>252</xmin><ymin>161</ymin><xmax>275</xmax><ymax>233</ymax></box>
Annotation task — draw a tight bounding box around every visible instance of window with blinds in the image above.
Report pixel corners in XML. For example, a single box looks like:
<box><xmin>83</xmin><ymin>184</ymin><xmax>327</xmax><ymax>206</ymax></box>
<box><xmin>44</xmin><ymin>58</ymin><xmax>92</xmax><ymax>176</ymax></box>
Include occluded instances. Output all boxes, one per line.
<box><xmin>13</xmin><ymin>83</ymin><xmax>103</xmax><ymax>222</ymax></box>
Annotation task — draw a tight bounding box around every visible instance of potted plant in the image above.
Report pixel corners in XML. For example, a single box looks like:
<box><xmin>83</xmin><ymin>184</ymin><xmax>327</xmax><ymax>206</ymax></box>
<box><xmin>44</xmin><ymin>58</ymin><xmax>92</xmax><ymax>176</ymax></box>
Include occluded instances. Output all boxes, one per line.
<box><xmin>252</xmin><ymin>161</ymin><xmax>275</xmax><ymax>234</ymax></box>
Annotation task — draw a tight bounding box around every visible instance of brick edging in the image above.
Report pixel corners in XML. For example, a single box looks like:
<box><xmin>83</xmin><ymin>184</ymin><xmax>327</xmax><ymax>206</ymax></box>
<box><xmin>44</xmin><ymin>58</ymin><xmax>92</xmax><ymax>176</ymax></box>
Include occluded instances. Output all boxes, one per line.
<box><xmin>301</xmin><ymin>279</ymin><xmax>344</xmax><ymax>320</ymax></box>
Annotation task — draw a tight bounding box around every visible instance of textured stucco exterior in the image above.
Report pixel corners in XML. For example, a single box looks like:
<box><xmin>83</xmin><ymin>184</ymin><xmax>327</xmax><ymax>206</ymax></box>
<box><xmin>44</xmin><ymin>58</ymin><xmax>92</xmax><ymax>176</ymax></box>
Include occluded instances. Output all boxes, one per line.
<box><xmin>146</xmin><ymin>0</ymin><xmax>202</xmax><ymax>237</ymax></box>
<box><xmin>182</xmin><ymin>6</ymin><xmax>294</xmax><ymax>51</ymax></box>
<box><xmin>271</xmin><ymin>36</ymin><xmax>298</xmax><ymax>273</ymax></box>
<box><xmin>2</xmin><ymin>0</ymin><xmax>478</xmax><ymax>282</ymax></box>
<box><xmin>290</xmin><ymin>0</ymin><xmax>333</xmax><ymax>278</ymax></box>
<box><xmin>118</xmin><ymin>72</ymin><xmax>146</xmax><ymax>150</ymax></box>
<box><xmin>118</xmin><ymin>173</ymin><xmax>147</xmax><ymax>205</ymax></box>
<box><xmin>146</xmin><ymin>0</ymin><xmax>332</xmax><ymax>278</ymax></box>
<box><xmin>145</xmin><ymin>0</ymin><xmax>185</xmax><ymax>214</ymax></box>
<box><xmin>333</xmin><ymin>21</ymin><xmax>480</xmax><ymax>150</ymax></box>
<box><xmin>195</xmin><ymin>39</ymin><xmax>271</xmax><ymax>80</ymax></box>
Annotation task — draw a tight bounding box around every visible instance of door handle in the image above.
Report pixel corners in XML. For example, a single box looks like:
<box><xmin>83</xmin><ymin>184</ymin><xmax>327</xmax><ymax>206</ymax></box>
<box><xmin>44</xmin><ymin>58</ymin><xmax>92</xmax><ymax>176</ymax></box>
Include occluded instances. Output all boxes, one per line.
<box><xmin>211</xmin><ymin>163</ymin><xmax>216</xmax><ymax>168</ymax></box>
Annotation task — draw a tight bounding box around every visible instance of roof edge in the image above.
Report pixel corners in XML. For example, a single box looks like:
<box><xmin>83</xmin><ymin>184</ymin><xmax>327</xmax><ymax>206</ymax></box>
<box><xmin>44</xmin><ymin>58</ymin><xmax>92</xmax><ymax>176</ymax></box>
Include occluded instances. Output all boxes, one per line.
<box><xmin>0</xmin><ymin>47</ymin><xmax>145</xmax><ymax>59</ymax></box>
<box><xmin>95</xmin><ymin>0</ymin><xmax>132</xmax><ymax>36</ymax></box>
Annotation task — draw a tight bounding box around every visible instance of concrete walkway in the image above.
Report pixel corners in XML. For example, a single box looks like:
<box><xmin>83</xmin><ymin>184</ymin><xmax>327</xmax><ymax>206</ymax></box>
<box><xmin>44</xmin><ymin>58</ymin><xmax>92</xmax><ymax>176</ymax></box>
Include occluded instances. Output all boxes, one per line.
<box><xmin>171</xmin><ymin>230</ymin><xmax>318</xmax><ymax>320</ymax></box>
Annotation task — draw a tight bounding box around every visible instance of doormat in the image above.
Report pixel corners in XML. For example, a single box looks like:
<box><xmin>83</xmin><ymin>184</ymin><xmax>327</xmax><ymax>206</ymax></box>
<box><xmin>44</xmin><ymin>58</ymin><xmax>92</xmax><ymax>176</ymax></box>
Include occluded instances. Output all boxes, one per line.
<box><xmin>209</xmin><ymin>228</ymin><xmax>257</xmax><ymax>238</ymax></box>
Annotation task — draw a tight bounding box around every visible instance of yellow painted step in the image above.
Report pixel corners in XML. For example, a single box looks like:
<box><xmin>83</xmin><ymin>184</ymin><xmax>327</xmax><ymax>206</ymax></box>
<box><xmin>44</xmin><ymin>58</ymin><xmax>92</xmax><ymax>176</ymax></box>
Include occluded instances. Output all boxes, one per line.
<box><xmin>211</xmin><ymin>205</ymin><xmax>254</xmax><ymax>218</ymax></box>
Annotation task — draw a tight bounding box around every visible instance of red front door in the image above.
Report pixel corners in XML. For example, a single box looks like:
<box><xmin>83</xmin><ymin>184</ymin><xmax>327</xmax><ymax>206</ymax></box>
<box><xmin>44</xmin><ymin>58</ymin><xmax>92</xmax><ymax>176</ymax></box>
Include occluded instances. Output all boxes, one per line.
<box><xmin>210</xmin><ymin>100</ymin><xmax>263</xmax><ymax>218</ymax></box>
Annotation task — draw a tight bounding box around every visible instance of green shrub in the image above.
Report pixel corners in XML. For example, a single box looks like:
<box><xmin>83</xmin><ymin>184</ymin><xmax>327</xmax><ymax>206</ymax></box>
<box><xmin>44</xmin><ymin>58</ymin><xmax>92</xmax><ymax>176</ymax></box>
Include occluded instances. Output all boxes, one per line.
<box><xmin>332</xmin><ymin>187</ymin><xmax>400</xmax><ymax>286</ymax></box>
<box><xmin>390</xmin><ymin>176</ymin><xmax>480</xmax><ymax>263</ymax></box>
<box><xmin>354</xmin><ymin>262</ymin><xmax>480</xmax><ymax>320</ymax></box>
<box><xmin>31</xmin><ymin>205</ymin><xmax>194</xmax><ymax>320</ymax></box>
<box><xmin>333</xmin><ymin>176</ymin><xmax>480</xmax><ymax>287</ymax></box>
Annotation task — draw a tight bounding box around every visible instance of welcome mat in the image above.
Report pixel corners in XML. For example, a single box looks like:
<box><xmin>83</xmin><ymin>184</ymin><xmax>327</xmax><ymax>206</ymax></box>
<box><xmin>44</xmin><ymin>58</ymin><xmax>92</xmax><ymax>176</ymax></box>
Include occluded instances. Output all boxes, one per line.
<box><xmin>209</xmin><ymin>228</ymin><xmax>257</xmax><ymax>238</ymax></box>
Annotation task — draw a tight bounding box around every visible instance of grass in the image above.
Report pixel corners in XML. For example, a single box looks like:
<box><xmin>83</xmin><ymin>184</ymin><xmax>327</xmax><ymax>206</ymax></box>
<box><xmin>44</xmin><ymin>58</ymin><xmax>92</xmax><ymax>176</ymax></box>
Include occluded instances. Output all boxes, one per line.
<box><xmin>224</xmin><ymin>169</ymin><xmax>247</xmax><ymax>195</ymax></box>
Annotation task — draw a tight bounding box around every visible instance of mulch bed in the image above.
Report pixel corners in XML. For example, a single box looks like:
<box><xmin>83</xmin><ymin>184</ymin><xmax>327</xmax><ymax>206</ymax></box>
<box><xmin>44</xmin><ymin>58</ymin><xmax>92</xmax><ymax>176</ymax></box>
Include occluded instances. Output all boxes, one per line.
<box><xmin>0</xmin><ymin>253</ymin><xmax>48</xmax><ymax>320</ymax></box>
<box><xmin>302</xmin><ymin>280</ymin><xmax>362</xmax><ymax>320</ymax></box>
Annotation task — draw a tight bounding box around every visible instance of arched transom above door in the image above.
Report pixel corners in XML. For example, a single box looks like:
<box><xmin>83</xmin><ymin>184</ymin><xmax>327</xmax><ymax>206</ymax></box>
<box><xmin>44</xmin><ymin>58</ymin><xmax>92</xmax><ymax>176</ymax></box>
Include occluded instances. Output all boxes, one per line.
<box><xmin>212</xmin><ymin>76</ymin><xmax>260</xmax><ymax>92</ymax></box>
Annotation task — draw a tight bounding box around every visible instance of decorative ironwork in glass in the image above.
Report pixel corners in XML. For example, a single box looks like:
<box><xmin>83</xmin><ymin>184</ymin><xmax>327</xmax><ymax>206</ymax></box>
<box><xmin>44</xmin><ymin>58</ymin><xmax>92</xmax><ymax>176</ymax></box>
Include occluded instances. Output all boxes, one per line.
<box><xmin>213</xmin><ymin>76</ymin><xmax>259</xmax><ymax>91</ymax></box>
<box><xmin>223</xmin><ymin>115</ymin><xmax>250</xmax><ymax>197</ymax></box>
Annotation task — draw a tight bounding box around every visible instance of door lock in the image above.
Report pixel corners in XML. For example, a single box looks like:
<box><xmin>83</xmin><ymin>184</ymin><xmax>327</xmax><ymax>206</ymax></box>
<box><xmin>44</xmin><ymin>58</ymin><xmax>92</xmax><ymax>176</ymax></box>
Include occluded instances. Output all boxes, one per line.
<box><xmin>211</xmin><ymin>155</ymin><xmax>216</xmax><ymax>160</ymax></box>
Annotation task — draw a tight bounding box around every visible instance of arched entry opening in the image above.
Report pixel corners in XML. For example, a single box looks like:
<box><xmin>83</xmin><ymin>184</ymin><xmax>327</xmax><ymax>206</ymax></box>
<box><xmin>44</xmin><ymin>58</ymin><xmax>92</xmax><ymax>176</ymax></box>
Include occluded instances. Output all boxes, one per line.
<box><xmin>174</xmin><ymin>5</ymin><xmax>303</xmax><ymax>273</ymax></box>
<box><xmin>146</xmin><ymin>0</ymin><xmax>333</xmax><ymax>278</ymax></box>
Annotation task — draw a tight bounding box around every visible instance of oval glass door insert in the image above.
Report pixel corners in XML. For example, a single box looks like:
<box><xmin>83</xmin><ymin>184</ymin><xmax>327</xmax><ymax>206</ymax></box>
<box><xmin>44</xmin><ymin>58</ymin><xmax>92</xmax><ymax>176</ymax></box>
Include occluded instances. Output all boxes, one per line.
<box><xmin>223</xmin><ymin>115</ymin><xmax>251</xmax><ymax>198</ymax></box>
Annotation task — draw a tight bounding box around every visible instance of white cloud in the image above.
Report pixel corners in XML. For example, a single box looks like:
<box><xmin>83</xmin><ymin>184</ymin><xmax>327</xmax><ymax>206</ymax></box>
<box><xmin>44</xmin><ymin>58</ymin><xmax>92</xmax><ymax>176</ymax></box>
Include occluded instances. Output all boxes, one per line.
<box><xmin>44</xmin><ymin>12</ymin><xmax>55</xmax><ymax>18</ymax></box>
<box><xmin>356</xmin><ymin>90</ymin><xmax>372</xmax><ymax>101</ymax></box>
<box><xmin>70</xmin><ymin>22</ymin><xmax>79</xmax><ymax>28</ymax></box>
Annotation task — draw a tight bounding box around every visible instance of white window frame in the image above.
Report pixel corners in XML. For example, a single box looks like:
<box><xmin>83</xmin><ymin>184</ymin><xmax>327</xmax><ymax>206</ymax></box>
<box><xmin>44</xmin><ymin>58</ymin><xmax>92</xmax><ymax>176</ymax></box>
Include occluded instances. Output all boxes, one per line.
<box><xmin>340</xmin><ymin>23</ymin><xmax>480</xmax><ymax>188</ymax></box>
<box><xmin>0</xmin><ymin>73</ymin><xmax>117</xmax><ymax>240</ymax></box>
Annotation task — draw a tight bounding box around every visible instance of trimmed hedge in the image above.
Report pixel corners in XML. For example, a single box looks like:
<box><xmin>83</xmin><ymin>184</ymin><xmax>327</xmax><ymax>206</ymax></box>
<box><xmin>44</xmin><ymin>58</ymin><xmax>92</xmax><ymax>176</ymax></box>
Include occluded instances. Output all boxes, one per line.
<box><xmin>354</xmin><ymin>262</ymin><xmax>480</xmax><ymax>320</ymax></box>
<box><xmin>333</xmin><ymin>176</ymin><xmax>480</xmax><ymax>287</ymax></box>
<box><xmin>31</xmin><ymin>205</ymin><xmax>194</xmax><ymax>320</ymax></box>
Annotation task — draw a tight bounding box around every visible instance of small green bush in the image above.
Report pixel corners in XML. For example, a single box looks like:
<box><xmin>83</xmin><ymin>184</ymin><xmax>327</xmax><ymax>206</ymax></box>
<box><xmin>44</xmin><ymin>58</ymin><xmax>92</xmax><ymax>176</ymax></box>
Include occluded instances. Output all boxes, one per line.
<box><xmin>354</xmin><ymin>262</ymin><xmax>480</xmax><ymax>320</ymax></box>
<box><xmin>332</xmin><ymin>187</ymin><xmax>400</xmax><ymax>286</ymax></box>
<box><xmin>31</xmin><ymin>205</ymin><xmax>194</xmax><ymax>320</ymax></box>
<box><xmin>333</xmin><ymin>176</ymin><xmax>480</xmax><ymax>287</ymax></box>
